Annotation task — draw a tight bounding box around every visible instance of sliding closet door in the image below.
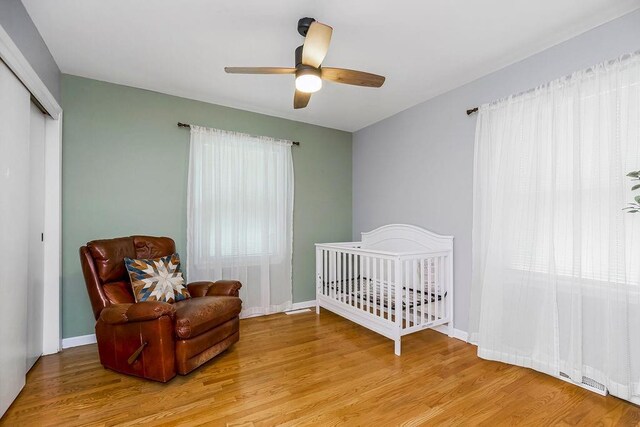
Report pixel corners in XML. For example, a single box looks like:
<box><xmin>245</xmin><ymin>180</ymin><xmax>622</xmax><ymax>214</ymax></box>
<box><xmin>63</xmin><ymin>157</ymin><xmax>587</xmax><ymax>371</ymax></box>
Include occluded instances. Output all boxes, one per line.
<box><xmin>0</xmin><ymin>62</ymin><xmax>31</xmax><ymax>415</ymax></box>
<box><xmin>26</xmin><ymin>102</ymin><xmax>45</xmax><ymax>371</ymax></box>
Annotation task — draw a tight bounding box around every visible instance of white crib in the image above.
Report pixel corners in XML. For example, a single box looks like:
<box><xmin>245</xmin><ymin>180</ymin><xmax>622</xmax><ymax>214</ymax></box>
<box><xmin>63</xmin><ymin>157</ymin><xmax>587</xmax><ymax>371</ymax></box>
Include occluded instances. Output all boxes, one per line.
<box><xmin>315</xmin><ymin>224</ymin><xmax>454</xmax><ymax>355</ymax></box>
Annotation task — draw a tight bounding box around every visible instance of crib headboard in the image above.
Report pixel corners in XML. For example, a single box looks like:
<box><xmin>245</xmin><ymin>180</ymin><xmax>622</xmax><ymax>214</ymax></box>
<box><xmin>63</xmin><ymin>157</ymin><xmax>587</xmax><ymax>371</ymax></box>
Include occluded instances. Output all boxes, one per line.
<box><xmin>360</xmin><ymin>224</ymin><xmax>453</xmax><ymax>253</ymax></box>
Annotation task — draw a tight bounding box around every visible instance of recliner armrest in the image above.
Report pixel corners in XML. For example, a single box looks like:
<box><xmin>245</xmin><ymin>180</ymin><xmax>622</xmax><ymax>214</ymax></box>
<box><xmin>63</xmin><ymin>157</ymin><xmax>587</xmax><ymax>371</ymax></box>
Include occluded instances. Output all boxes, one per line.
<box><xmin>187</xmin><ymin>280</ymin><xmax>242</xmax><ymax>298</ymax></box>
<box><xmin>99</xmin><ymin>301</ymin><xmax>176</xmax><ymax>325</ymax></box>
<box><xmin>207</xmin><ymin>280</ymin><xmax>242</xmax><ymax>297</ymax></box>
<box><xmin>186</xmin><ymin>281</ymin><xmax>216</xmax><ymax>297</ymax></box>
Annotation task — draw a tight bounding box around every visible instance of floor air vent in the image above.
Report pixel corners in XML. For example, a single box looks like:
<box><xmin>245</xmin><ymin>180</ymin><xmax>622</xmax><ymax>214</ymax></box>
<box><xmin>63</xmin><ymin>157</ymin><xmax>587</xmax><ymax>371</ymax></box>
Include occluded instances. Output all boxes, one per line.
<box><xmin>559</xmin><ymin>371</ymin><xmax>607</xmax><ymax>396</ymax></box>
<box><xmin>284</xmin><ymin>308</ymin><xmax>312</xmax><ymax>315</ymax></box>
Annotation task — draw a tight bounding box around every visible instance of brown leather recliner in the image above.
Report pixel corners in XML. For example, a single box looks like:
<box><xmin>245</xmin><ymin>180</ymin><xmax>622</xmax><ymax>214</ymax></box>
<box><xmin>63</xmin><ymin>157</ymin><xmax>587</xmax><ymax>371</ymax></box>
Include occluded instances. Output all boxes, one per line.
<box><xmin>79</xmin><ymin>235</ymin><xmax>242</xmax><ymax>382</ymax></box>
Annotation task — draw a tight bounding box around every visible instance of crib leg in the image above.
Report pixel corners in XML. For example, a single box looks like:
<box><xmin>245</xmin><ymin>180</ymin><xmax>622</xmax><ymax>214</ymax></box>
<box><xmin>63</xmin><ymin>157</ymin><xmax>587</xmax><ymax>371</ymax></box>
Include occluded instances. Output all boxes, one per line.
<box><xmin>316</xmin><ymin>301</ymin><xmax>320</xmax><ymax>315</ymax></box>
<box><xmin>447</xmin><ymin>321</ymin><xmax>454</xmax><ymax>338</ymax></box>
<box><xmin>394</xmin><ymin>339</ymin><xmax>401</xmax><ymax>356</ymax></box>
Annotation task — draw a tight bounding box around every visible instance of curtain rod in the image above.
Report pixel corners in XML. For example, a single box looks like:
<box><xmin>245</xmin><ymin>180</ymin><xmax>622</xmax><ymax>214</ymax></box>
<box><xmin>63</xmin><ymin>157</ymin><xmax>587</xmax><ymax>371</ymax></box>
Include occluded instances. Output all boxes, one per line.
<box><xmin>177</xmin><ymin>122</ymin><xmax>300</xmax><ymax>146</ymax></box>
<box><xmin>466</xmin><ymin>107</ymin><xmax>478</xmax><ymax>115</ymax></box>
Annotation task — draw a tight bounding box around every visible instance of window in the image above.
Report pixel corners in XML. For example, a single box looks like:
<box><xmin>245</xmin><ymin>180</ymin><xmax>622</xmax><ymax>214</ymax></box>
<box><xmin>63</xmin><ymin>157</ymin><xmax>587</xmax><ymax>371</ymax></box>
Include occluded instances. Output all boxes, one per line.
<box><xmin>187</xmin><ymin>127</ymin><xmax>294</xmax><ymax>265</ymax></box>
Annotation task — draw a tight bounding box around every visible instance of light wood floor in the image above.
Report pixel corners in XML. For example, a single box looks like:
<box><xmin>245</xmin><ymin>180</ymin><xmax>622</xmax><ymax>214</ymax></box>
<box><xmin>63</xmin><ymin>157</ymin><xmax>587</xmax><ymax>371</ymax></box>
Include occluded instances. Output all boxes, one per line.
<box><xmin>3</xmin><ymin>310</ymin><xmax>640</xmax><ymax>426</ymax></box>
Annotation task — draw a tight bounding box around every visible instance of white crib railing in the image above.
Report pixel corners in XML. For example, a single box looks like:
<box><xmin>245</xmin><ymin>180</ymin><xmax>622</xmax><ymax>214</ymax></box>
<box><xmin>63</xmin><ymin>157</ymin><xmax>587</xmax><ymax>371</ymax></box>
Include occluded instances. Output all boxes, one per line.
<box><xmin>315</xmin><ymin>240</ymin><xmax>453</xmax><ymax>356</ymax></box>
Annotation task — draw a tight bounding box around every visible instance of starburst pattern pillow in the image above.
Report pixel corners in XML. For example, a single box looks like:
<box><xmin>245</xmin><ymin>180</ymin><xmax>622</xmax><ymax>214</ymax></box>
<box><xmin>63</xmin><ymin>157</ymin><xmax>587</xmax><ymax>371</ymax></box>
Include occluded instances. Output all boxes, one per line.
<box><xmin>124</xmin><ymin>253</ymin><xmax>190</xmax><ymax>303</ymax></box>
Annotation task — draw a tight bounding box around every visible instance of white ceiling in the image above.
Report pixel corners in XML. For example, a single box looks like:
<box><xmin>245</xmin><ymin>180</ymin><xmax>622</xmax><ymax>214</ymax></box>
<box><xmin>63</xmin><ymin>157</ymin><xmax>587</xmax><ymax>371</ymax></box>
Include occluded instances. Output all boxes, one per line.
<box><xmin>23</xmin><ymin>0</ymin><xmax>640</xmax><ymax>131</ymax></box>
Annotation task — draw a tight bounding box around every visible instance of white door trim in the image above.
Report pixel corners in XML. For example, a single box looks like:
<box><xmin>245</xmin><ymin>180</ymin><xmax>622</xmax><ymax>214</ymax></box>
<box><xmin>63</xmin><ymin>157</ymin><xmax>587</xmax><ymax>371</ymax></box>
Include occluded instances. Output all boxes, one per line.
<box><xmin>42</xmin><ymin>113</ymin><xmax>62</xmax><ymax>354</ymax></box>
<box><xmin>0</xmin><ymin>23</ymin><xmax>62</xmax><ymax>354</ymax></box>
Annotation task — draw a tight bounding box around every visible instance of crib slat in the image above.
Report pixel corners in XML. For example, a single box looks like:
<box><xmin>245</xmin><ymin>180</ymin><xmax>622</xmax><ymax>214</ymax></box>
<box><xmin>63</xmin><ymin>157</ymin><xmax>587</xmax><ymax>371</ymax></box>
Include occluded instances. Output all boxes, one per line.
<box><xmin>345</xmin><ymin>254</ymin><xmax>353</xmax><ymax>305</ymax></box>
<box><xmin>359</xmin><ymin>254</ymin><xmax>363</xmax><ymax>310</ymax></box>
<box><xmin>373</xmin><ymin>258</ymin><xmax>378</xmax><ymax>316</ymax></box>
<box><xmin>354</xmin><ymin>254</ymin><xmax>358</xmax><ymax>309</ymax></box>
<box><xmin>434</xmin><ymin>256</ymin><xmax>440</xmax><ymax>320</ymax></box>
<box><xmin>344</xmin><ymin>252</ymin><xmax>348</xmax><ymax>304</ymax></box>
<box><xmin>353</xmin><ymin>253</ymin><xmax>357</xmax><ymax>307</ymax></box>
<box><xmin>337</xmin><ymin>251</ymin><xmax>340</xmax><ymax>302</ymax></box>
<box><xmin>366</xmin><ymin>256</ymin><xmax>373</xmax><ymax>312</ymax></box>
<box><xmin>322</xmin><ymin>249</ymin><xmax>327</xmax><ymax>295</ymax></box>
<box><xmin>340</xmin><ymin>251</ymin><xmax>346</xmax><ymax>302</ymax></box>
<box><xmin>351</xmin><ymin>255</ymin><xmax>358</xmax><ymax>307</ymax></box>
<box><xmin>381</xmin><ymin>259</ymin><xmax>385</xmax><ymax>319</ymax></box>
<box><xmin>328</xmin><ymin>249</ymin><xmax>332</xmax><ymax>298</ymax></box>
<box><xmin>343</xmin><ymin>252</ymin><xmax>346</xmax><ymax>304</ymax></box>
<box><xmin>336</xmin><ymin>251</ymin><xmax>340</xmax><ymax>302</ymax></box>
<box><xmin>388</xmin><ymin>259</ymin><xmax>392</xmax><ymax>320</ymax></box>
<box><xmin>385</xmin><ymin>259</ymin><xmax>395</xmax><ymax>320</ymax></box>
<box><xmin>381</xmin><ymin>259</ymin><xmax>385</xmax><ymax>318</ymax></box>
<box><xmin>383</xmin><ymin>258</ymin><xmax>387</xmax><ymax>319</ymax></box>
<box><xmin>385</xmin><ymin>259</ymin><xmax>390</xmax><ymax>319</ymax></box>
<box><xmin>420</xmin><ymin>258</ymin><xmax>425</xmax><ymax>325</ymax></box>
<box><xmin>346</xmin><ymin>252</ymin><xmax>350</xmax><ymax>304</ymax></box>
<box><xmin>343</xmin><ymin>252</ymin><xmax>347</xmax><ymax>303</ymax></box>
<box><xmin>346</xmin><ymin>254</ymin><xmax>353</xmax><ymax>304</ymax></box>
<box><xmin>407</xmin><ymin>259</ymin><xmax>412</xmax><ymax>326</ymax></box>
<box><xmin>328</xmin><ymin>250</ymin><xmax>333</xmax><ymax>299</ymax></box>
<box><xmin>402</xmin><ymin>261</ymin><xmax>408</xmax><ymax>328</ymax></box>
<box><xmin>409</xmin><ymin>259</ymin><xmax>415</xmax><ymax>326</ymax></box>
<box><xmin>336</xmin><ymin>251</ymin><xmax>340</xmax><ymax>301</ymax></box>
<box><xmin>426</xmin><ymin>257</ymin><xmax>432</xmax><ymax>322</ymax></box>
<box><xmin>393</xmin><ymin>259</ymin><xmax>397</xmax><ymax>321</ymax></box>
<box><xmin>326</xmin><ymin>250</ymin><xmax>330</xmax><ymax>299</ymax></box>
<box><xmin>320</xmin><ymin>249</ymin><xmax>323</xmax><ymax>296</ymax></box>
<box><xmin>349</xmin><ymin>254</ymin><xmax>356</xmax><ymax>306</ymax></box>
<box><xmin>439</xmin><ymin>257</ymin><xmax>447</xmax><ymax>319</ymax></box>
<box><xmin>358</xmin><ymin>254</ymin><xmax>362</xmax><ymax>309</ymax></box>
<box><xmin>440</xmin><ymin>255</ymin><xmax>445</xmax><ymax>319</ymax></box>
<box><xmin>352</xmin><ymin>253</ymin><xmax>356</xmax><ymax>306</ymax></box>
<box><xmin>325</xmin><ymin>250</ymin><xmax>329</xmax><ymax>297</ymax></box>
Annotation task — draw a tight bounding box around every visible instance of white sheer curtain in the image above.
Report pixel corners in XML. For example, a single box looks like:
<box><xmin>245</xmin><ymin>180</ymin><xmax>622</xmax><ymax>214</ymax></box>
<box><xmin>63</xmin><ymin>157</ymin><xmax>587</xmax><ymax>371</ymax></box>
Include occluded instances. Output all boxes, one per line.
<box><xmin>469</xmin><ymin>52</ymin><xmax>640</xmax><ymax>404</ymax></box>
<box><xmin>187</xmin><ymin>126</ymin><xmax>294</xmax><ymax>317</ymax></box>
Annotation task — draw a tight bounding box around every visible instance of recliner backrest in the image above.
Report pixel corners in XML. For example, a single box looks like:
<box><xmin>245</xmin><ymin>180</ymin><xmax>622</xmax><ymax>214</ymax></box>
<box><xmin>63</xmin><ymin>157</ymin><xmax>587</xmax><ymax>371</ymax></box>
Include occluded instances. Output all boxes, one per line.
<box><xmin>80</xmin><ymin>235</ymin><xmax>176</xmax><ymax>319</ymax></box>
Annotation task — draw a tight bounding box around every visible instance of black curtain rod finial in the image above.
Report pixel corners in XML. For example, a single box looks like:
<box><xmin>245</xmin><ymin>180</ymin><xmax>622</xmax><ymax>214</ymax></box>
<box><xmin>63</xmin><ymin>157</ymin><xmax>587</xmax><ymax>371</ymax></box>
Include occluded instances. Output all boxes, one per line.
<box><xmin>466</xmin><ymin>107</ymin><xmax>479</xmax><ymax>116</ymax></box>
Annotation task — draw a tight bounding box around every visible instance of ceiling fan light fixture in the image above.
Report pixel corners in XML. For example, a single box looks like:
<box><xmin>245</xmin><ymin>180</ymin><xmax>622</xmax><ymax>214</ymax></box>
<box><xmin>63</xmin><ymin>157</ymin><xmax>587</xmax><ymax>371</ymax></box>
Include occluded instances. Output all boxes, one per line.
<box><xmin>295</xmin><ymin>68</ymin><xmax>322</xmax><ymax>93</ymax></box>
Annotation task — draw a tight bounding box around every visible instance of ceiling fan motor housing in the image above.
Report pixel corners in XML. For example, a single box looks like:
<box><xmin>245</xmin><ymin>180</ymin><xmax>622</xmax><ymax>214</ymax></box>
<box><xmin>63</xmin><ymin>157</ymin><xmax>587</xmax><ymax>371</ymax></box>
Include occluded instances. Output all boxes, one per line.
<box><xmin>297</xmin><ymin>17</ymin><xmax>316</xmax><ymax>37</ymax></box>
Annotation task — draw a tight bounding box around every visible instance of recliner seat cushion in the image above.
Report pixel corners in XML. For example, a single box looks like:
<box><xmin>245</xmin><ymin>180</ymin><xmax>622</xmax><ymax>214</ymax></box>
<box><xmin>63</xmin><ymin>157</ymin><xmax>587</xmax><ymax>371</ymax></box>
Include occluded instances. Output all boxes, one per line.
<box><xmin>174</xmin><ymin>296</ymin><xmax>241</xmax><ymax>339</ymax></box>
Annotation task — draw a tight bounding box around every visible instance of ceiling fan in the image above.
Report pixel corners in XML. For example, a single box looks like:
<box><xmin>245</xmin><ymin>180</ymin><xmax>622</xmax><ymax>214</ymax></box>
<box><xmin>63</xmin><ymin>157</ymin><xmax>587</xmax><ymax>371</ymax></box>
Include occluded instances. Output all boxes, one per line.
<box><xmin>224</xmin><ymin>17</ymin><xmax>386</xmax><ymax>109</ymax></box>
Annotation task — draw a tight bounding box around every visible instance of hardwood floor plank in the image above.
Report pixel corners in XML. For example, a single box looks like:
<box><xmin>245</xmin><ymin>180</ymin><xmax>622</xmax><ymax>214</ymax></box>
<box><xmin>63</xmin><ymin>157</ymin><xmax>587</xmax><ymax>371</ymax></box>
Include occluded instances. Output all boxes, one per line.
<box><xmin>2</xmin><ymin>310</ymin><xmax>639</xmax><ymax>426</ymax></box>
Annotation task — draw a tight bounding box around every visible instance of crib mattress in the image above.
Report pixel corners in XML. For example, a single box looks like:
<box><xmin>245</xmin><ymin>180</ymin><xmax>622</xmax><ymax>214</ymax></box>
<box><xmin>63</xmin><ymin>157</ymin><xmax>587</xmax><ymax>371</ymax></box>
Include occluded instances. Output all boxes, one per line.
<box><xmin>324</xmin><ymin>277</ymin><xmax>445</xmax><ymax>310</ymax></box>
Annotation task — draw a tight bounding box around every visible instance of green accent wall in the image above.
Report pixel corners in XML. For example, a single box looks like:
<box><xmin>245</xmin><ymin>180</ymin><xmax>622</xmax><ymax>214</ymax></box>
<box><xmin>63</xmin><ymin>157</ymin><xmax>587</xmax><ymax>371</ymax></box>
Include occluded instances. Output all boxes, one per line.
<box><xmin>61</xmin><ymin>75</ymin><xmax>352</xmax><ymax>338</ymax></box>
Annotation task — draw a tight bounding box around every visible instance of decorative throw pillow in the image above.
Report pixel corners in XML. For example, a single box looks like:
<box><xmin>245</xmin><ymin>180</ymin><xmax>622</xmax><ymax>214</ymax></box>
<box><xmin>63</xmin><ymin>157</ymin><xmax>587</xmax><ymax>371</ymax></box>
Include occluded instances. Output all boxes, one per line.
<box><xmin>124</xmin><ymin>253</ymin><xmax>191</xmax><ymax>303</ymax></box>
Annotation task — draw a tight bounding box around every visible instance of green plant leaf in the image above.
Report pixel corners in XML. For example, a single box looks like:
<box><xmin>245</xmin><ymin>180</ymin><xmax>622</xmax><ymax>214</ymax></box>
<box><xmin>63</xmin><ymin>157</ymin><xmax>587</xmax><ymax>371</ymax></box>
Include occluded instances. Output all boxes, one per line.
<box><xmin>634</xmin><ymin>195</ymin><xmax>640</xmax><ymax>204</ymax></box>
<box><xmin>632</xmin><ymin>184</ymin><xmax>640</xmax><ymax>191</ymax></box>
<box><xmin>629</xmin><ymin>210</ymin><xmax>639</xmax><ymax>213</ymax></box>
<box><xmin>627</xmin><ymin>171</ymin><xmax>640</xmax><ymax>177</ymax></box>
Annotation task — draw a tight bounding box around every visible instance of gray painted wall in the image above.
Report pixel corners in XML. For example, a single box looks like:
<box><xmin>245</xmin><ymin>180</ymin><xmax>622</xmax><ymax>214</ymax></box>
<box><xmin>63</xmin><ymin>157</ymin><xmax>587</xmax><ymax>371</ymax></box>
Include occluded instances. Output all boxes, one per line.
<box><xmin>0</xmin><ymin>0</ymin><xmax>60</xmax><ymax>101</ymax></box>
<box><xmin>353</xmin><ymin>10</ymin><xmax>640</xmax><ymax>333</ymax></box>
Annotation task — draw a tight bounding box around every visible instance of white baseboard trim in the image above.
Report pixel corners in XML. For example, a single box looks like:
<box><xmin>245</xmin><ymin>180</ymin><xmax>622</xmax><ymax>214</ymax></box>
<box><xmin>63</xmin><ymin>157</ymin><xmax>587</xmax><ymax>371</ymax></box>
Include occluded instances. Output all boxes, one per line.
<box><xmin>291</xmin><ymin>300</ymin><xmax>316</xmax><ymax>310</ymax></box>
<box><xmin>60</xmin><ymin>301</ymin><xmax>465</xmax><ymax>350</ymax></box>
<box><xmin>61</xmin><ymin>301</ymin><xmax>318</xmax><ymax>349</ymax></box>
<box><xmin>62</xmin><ymin>333</ymin><xmax>96</xmax><ymax>349</ymax></box>
<box><xmin>433</xmin><ymin>324</ymin><xmax>469</xmax><ymax>342</ymax></box>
